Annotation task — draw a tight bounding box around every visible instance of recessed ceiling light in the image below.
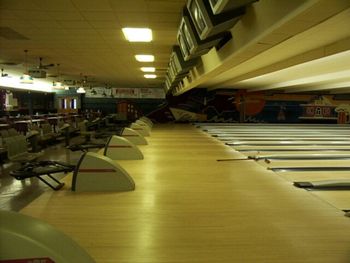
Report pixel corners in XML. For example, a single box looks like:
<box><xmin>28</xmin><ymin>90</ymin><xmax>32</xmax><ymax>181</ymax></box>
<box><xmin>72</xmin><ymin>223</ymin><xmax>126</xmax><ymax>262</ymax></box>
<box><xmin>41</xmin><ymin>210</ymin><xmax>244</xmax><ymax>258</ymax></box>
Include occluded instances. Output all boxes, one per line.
<box><xmin>144</xmin><ymin>74</ymin><xmax>157</xmax><ymax>79</ymax></box>
<box><xmin>19</xmin><ymin>74</ymin><xmax>33</xmax><ymax>84</ymax></box>
<box><xmin>135</xmin><ymin>55</ymin><xmax>154</xmax><ymax>62</ymax></box>
<box><xmin>76</xmin><ymin>87</ymin><xmax>86</xmax><ymax>93</ymax></box>
<box><xmin>141</xmin><ymin>67</ymin><xmax>155</xmax><ymax>72</ymax></box>
<box><xmin>122</xmin><ymin>28</ymin><xmax>152</xmax><ymax>42</ymax></box>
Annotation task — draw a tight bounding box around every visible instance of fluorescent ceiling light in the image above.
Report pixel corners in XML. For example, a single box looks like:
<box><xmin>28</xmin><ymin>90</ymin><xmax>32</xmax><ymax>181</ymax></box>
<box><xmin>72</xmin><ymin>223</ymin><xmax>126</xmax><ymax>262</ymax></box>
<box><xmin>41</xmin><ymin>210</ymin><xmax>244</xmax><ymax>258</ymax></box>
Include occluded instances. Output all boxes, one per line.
<box><xmin>141</xmin><ymin>67</ymin><xmax>155</xmax><ymax>72</ymax></box>
<box><xmin>135</xmin><ymin>55</ymin><xmax>154</xmax><ymax>62</ymax></box>
<box><xmin>0</xmin><ymin>73</ymin><xmax>52</xmax><ymax>92</ymax></box>
<box><xmin>77</xmin><ymin>87</ymin><xmax>86</xmax><ymax>94</ymax></box>
<box><xmin>20</xmin><ymin>74</ymin><xmax>33</xmax><ymax>84</ymax></box>
<box><xmin>122</xmin><ymin>28</ymin><xmax>152</xmax><ymax>42</ymax></box>
<box><xmin>53</xmin><ymin>81</ymin><xmax>65</xmax><ymax>90</ymax></box>
<box><xmin>144</xmin><ymin>74</ymin><xmax>157</xmax><ymax>79</ymax></box>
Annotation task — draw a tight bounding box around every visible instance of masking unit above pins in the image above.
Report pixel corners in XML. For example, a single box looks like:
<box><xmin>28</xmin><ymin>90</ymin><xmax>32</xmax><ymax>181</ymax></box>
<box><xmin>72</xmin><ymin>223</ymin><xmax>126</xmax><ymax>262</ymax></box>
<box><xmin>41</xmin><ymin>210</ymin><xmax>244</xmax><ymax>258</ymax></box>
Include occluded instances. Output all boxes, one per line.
<box><xmin>170</xmin><ymin>45</ymin><xmax>198</xmax><ymax>75</ymax></box>
<box><xmin>177</xmin><ymin>7</ymin><xmax>224</xmax><ymax>61</ymax></box>
<box><xmin>186</xmin><ymin>0</ymin><xmax>247</xmax><ymax>40</ymax></box>
<box><xmin>209</xmin><ymin>0</ymin><xmax>258</xmax><ymax>15</ymax></box>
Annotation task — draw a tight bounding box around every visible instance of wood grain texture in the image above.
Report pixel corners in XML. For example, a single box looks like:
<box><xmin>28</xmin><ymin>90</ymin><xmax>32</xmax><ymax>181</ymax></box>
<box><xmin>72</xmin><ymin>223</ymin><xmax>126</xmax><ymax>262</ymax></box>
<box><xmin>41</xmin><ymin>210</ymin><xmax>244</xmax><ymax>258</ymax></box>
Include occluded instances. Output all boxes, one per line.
<box><xmin>21</xmin><ymin>124</ymin><xmax>350</xmax><ymax>263</ymax></box>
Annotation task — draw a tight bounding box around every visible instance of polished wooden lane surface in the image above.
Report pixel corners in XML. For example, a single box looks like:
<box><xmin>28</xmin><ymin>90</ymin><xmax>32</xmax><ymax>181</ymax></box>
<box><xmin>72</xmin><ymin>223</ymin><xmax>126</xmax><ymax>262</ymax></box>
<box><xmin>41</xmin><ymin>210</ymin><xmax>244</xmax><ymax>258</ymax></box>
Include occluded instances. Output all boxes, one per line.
<box><xmin>21</xmin><ymin>124</ymin><xmax>350</xmax><ymax>262</ymax></box>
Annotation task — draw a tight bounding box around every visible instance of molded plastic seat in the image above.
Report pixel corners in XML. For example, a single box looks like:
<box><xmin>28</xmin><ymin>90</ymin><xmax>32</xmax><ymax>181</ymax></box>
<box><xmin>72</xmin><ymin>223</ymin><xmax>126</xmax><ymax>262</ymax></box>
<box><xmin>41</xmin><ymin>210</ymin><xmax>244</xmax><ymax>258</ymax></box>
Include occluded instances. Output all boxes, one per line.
<box><xmin>4</xmin><ymin>135</ymin><xmax>43</xmax><ymax>163</ymax></box>
<box><xmin>0</xmin><ymin>210</ymin><xmax>96</xmax><ymax>262</ymax></box>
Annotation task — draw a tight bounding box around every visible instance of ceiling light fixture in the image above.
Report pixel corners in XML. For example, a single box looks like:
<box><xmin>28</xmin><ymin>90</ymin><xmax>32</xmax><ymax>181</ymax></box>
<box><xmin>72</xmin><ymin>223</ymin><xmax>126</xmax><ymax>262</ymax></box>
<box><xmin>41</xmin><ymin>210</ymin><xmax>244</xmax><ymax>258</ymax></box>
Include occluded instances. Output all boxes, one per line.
<box><xmin>52</xmin><ymin>64</ymin><xmax>66</xmax><ymax>90</ymax></box>
<box><xmin>20</xmin><ymin>50</ymin><xmax>33</xmax><ymax>84</ymax></box>
<box><xmin>135</xmin><ymin>55</ymin><xmax>154</xmax><ymax>62</ymax></box>
<box><xmin>0</xmin><ymin>72</ymin><xmax>52</xmax><ymax>92</ymax></box>
<box><xmin>77</xmin><ymin>87</ymin><xmax>86</xmax><ymax>94</ymax></box>
<box><xmin>53</xmin><ymin>81</ymin><xmax>64</xmax><ymax>89</ymax></box>
<box><xmin>122</xmin><ymin>28</ymin><xmax>152</xmax><ymax>42</ymax></box>
<box><xmin>141</xmin><ymin>67</ymin><xmax>155</xmax><ymax>72</ymax></box>
<box><xmin>20</xmin><ymin>74</ymin><xmax>34</xmax><ymax>84</ymax></box>
<box><xmin>144</xmin><ymin>74</ymin><xmax>157</xmax><ymax>79</ymax></box>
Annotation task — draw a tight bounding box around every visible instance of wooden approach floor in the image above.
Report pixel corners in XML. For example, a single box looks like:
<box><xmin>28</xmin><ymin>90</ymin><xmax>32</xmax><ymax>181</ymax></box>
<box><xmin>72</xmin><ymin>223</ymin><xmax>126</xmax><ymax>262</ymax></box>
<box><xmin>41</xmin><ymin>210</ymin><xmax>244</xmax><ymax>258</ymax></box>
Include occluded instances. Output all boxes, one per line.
<box><xmin>21</xmin><ymin>124</ymin><xmax>350</xmax><ymax>263</ymax></box>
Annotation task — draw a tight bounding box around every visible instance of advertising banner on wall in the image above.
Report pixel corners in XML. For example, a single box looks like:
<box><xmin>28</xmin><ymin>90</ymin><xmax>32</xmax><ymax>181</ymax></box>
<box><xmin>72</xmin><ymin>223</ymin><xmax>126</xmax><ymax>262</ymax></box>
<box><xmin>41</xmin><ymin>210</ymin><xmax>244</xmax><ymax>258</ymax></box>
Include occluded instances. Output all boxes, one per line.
<box><xmin>85</xmin><ymin>87</ymin><xmax>165</xmax><ymax>99</ymax></box>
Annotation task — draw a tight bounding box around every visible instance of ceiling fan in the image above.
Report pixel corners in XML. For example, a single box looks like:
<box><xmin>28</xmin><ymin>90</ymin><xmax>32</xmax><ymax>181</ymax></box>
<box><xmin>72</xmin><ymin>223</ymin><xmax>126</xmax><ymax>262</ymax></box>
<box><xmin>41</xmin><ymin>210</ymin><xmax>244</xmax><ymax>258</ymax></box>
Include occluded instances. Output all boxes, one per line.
<box><xmin>37</xmin><ymin>57</ymin><xmax>55</xmax><ymax>69</ymax></box>
<box><xmin>1</xmin><ymin>68</ymin><xmax>12</xmax><ymax>78</ymax></box>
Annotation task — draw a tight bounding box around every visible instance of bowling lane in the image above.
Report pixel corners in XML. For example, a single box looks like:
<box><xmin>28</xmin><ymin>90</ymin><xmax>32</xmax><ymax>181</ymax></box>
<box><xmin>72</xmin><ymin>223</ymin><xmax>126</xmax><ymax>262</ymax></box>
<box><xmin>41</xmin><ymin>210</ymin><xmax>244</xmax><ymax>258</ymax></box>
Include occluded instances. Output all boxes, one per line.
<box><xmin>218</xmin><ymin>137</ymin><xmax>350</xmax><ymax>141</ymax></box>
<box><xmin>272</xmin><ymin>170</ymin><xmax>350</xmax><ymax>211</ymax></box>
<box><xmin>232</xmin><ymin>145</ymin><xmax>350</xmax><ymax>152</ymax></box>
<box><xmin>198</xmin><ymin>123</ymin><xmax>350</xmax><ymax>130</ymax></box>
<box><xmin>256</xmin><ymin>159</ymin><xmax>350</xmax><ymax>169</ymax></box>
<box><xmin>312</xmin><ymin>191</ymin><xmax>350</xmax><ymax>210</ymax></box>
<box><xmin>227</xmin><ymin>141</ymin><xmax>350</xmax><ymax>146</ymax></box>
<box><xmin>272</xmin><ymin>170</ymin><xmax>350</xmax><ymax>182</ymax></box>
<box><xmin>201</xmin><ymin>123</ymin><xmax>350</xmax><ymax>213</ymax></box>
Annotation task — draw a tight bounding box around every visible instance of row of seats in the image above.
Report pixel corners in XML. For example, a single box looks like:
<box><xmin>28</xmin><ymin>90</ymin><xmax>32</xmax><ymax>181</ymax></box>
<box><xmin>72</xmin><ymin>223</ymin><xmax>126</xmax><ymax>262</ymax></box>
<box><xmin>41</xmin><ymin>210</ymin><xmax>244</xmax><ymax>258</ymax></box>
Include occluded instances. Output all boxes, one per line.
<box><xmin>6</xmin><ymin>116</ymin><xmax>153</xmax><ymax>192</ymax></box>
<box><xmin>3</xmin><ymin>135</ymin><xmax>43</xmax><ymax>164</ymax></box>
<box><xmin>0</xmin><ymin>128</ymin><xmax>19</xmax><ymax>138</ymax></box>
<box><xmin>0</xmin><ymin>116</ymin><xmax>92</xmax><ymax>163</ymax></box>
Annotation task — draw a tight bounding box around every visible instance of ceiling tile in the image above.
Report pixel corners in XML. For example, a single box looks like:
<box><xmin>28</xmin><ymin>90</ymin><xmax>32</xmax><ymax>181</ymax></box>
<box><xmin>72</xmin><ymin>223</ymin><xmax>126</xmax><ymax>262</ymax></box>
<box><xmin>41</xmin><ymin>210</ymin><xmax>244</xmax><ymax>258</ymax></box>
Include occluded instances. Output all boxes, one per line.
<box><xmin>109</xmin><ymin>0</ymin><xmax>148</xmax><ymax>12</ymax></box>
<box><xmin>88</xmin><ymin>20</ymin><xmax>121</xmax><ymax>29</ymax></box>
<box><xmin>72</xmin><ymin>0</ymin><xmax>112</xmax><ymax>11</ymax></box>
<box><xmin>0</xmin><ymin>0</ymin><xmax>41</xmax><ymax>10</ymax></box>
<box><xmin>116</xmin><ymin>12</ymin><xmax>150</xmax><ymax>26</ymax></box>
<box><xmin>30</xmin><ymin>20</ymin><xmax>63</xmax><ymax>29</ymax></box>
<box><xmin>47</xmin><ymin>11</ymin><xmax>85</xmax><ymax>21</ymax></box>
<box><xmin>0</xmin><ymin>9</ymin><xmax>18</xmax><ymax>19</ymax></box>
<box><xmin>148</xmin><ymin>12</ymin><xmax>181</xmax><ymax>23</ymax></box>
<box><xmin>32</xmin><ymin>0</ymin><xmax>77</xmax><ymax>11</ymax></box>
<box><xmin>82</xmin><ymin>11</ymin><xmax>117</xmax><ymax>21</ymax></box>
<box><xmin>58</xmin><ymin>20</ymin><xmax>93</xmax><ymax>29</ymax></box>
<box><xmin>10</xmin><ymin>10</ymin><xmax>53</xmax><ymax>20</ymax></box>
<box><xmin>0</xmin><ymin>19</ymin><xmax>35</xmax><ymax>29</ymax></box>
<box><xmin>146</xmin><ymin>0</ymin><xmax>185</xmax><ymax>13</ymax></box>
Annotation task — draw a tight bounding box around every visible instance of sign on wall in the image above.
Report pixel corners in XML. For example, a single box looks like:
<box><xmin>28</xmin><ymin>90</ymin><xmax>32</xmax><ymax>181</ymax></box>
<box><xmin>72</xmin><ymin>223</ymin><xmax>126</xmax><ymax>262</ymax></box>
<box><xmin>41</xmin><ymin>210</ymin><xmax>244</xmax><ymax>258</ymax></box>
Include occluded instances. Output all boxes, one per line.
<box><xmin>85</xmin><ymin>87</ymin><xmax>165</xmax><ymax>99</ymax></box>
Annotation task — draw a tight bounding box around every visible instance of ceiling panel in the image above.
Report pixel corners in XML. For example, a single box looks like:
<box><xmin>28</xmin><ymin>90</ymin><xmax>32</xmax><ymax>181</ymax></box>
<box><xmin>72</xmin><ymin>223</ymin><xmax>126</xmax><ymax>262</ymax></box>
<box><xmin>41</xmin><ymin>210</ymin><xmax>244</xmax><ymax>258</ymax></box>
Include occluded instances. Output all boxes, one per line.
<box><xmin>71</xmin><ymin>0</ymin><xmax>113</xmax><ymax>11</ymax></box>
<box><xmin>88</xmin><ymin>20</ymin><xmax>121</xmax><ymax>29</ymax></box>
<box><xmin>81</xmin><ymin>11</ymin><xmax>117</xmax><ymax>21</ymax></box>
<box><xmin>10</xmin><ymin>10</ymin><xmax>53</xmax><ymax>20</ymax></box>
<box><xmin>46</xmin><ymin>11</ymin><xmax>85</xmax><ymax>20</ymax></box>
<box><xmin>109</xmin><ymin>0</ymin><xmax>148</xmax><ymax>13</ymax></box>
<box><xmin>10</xmin><ymin>0</ymin><xmax>348</xmax><ymax>95</ymax></box>
<box><xmin>32</xmin><ymin>0</ymin><xmax>77</xmax><ymax>11</ymax></box>
<box><xmin>146</xmin><ymin>0</ymin><xmax>185</xmax><ymax>12</ymax></box>
<box><xmin>0</xmin><ymin>0</ymin><xmax>41</xmax><ymax>11</ymax></box>
<box><xmin>58</xmin><ymin>20</ymin><xmax>92</xmax><ymax>29</ymax></box>
<box><xmin>115</xmin><ymin>12</ymin><xmax>150</xmax><ymax>26</ymax></box>
<box><xmin>0</xmin><ymin>0</ymin><xmax>187</xmax><ymax>91</ymax></box>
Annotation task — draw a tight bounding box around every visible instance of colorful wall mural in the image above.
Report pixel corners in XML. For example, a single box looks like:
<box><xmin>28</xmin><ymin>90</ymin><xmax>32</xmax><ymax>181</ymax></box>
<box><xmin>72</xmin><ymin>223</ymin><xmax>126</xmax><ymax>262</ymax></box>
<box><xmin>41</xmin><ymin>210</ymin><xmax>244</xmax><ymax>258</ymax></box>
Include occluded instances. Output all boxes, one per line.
<box><xmin>148</xmin><ymin>89</ymin><xmax>350</xmax><ymax>124</ymax></box>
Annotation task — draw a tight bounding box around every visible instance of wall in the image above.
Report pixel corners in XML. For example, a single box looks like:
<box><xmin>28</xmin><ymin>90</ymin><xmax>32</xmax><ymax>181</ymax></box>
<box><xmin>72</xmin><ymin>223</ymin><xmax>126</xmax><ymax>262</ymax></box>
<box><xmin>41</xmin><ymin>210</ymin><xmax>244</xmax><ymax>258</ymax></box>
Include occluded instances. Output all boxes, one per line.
<box><xmin>0</xmin><ymin>88</ymin><xmax>55</xmax><ymax>116</ymax></box>
<box><xmin>84</xmin><ymin>97</ymin><xmax>165</xmax><ymax>116</ymax></box>
<box><xmin>150</xmin><ymin>88</ymin><xmax>350</xmax><ymax>124</ymax></box>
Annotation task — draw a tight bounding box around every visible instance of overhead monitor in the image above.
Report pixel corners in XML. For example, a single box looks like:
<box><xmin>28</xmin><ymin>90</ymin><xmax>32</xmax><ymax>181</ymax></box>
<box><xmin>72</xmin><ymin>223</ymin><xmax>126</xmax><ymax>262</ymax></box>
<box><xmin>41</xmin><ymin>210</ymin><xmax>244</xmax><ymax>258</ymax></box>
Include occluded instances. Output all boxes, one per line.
<box><xmin>209</xmin><ymin>0</ymin><xmax>257</xmax><ymax>15</ymax></box>
<box><xmin>165</xmin><ymin>75</ymin><xmax>171</xmax><ymax>90</ymax></box>
<box><xmin>168</xmin><ymin>59</ymin><xmax>188</xmax><ymax>84</ymax></box>
<box><xmin>177</xmin><ymin>7</ymin><xmax>224</xmax><ymax>61</ymax></box>
<box><xmin>168</xmin><ymin>64</ymin><xmax>176</xmax><ymax>82</ymax></box>
<box><xmin>171</xmin><ymin>45</ymin><xmax>198</xmax><ymax>75</ymax></box>
<box><xmin>187</xmin><ymin>0</ymin><xmax>246</xmax><ymax>40</ymax></box>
